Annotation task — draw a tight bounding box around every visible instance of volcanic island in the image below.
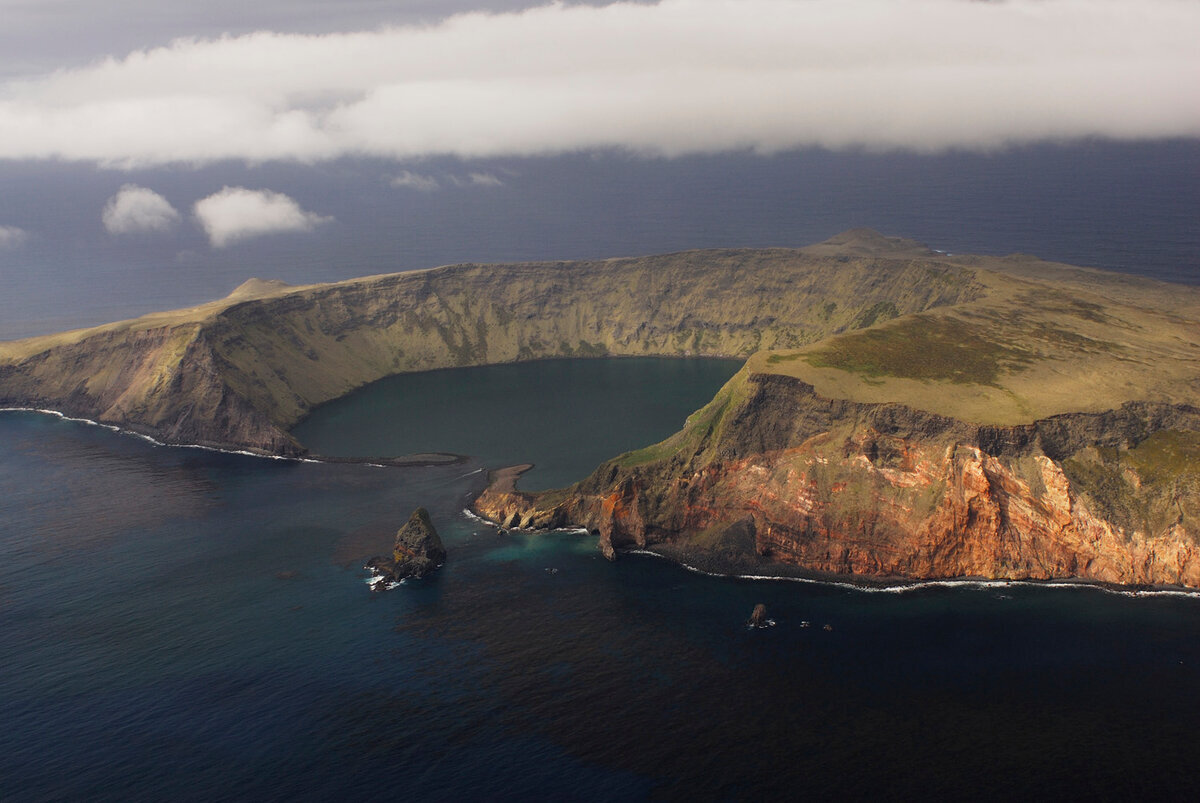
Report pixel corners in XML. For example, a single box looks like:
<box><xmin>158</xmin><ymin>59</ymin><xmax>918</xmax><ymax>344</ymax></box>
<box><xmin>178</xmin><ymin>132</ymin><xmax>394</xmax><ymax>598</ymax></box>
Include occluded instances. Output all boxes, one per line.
<box><xmin>3</xmin><ymin>230</ymin><xmax>1198</xmax><ymax>588</ymax></box>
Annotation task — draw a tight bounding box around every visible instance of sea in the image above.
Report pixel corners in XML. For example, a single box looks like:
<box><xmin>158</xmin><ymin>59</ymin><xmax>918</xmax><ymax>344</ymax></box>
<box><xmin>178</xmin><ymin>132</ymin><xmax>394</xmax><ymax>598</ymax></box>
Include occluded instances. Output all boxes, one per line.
<box><xmin>3</xmin><ymin>143</ymin><xmax>1200</xmax><ymax>799</ymax></box>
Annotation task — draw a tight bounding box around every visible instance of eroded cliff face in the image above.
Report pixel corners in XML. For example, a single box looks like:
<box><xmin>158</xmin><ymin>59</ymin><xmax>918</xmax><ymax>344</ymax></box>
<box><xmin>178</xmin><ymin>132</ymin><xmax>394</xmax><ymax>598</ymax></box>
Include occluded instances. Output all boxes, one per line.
<box><xmin>474</xmin><ymin>374</ymin><xmax>1200</xmax><ymax>587</ymax></box>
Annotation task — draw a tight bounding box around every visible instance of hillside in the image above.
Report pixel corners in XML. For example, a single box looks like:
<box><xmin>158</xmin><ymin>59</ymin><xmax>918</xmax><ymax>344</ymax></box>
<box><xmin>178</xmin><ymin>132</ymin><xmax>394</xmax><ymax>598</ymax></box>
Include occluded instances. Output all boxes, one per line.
<box><xmin>0</xmin><ymin>231</ymin><xmax>991</xmax><ymax>453</ymax></box>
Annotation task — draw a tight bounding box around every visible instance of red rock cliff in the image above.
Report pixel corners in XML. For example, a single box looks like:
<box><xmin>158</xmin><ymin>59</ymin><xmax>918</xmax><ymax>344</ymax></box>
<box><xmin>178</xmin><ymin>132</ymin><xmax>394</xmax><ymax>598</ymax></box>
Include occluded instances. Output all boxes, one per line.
<box><xmin>474</xmin><ymin>375</ymin><xmax>1200</xmax><ymax>587</ymax></box>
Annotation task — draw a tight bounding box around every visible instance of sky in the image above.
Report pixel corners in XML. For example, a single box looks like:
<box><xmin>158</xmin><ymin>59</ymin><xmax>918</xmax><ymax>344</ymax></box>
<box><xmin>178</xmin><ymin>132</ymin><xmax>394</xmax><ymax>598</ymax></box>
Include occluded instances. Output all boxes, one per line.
<box><xmin>0</xmin><ymin>0</ymin><xmax>1197</xmax><ymax>336</ymax></box>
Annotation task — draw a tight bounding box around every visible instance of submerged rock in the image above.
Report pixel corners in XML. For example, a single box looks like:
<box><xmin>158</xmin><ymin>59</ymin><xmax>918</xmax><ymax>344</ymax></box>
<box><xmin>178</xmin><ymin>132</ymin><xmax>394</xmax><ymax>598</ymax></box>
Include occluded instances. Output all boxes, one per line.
<box><xmin>366</xmin><ymin>507</ymin><xmax>446</xmax><ymax>588</ymax></box>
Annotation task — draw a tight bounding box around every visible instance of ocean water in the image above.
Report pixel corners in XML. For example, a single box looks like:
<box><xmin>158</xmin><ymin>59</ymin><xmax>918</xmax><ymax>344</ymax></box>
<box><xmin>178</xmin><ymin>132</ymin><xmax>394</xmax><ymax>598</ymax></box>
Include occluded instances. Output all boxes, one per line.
<box><xmin>3</xmin><ymin>142</ymin><xmax>1200</xmax><ymax>798</ymax></box>
<box><xmin>4</xmin><ymin>359</ymin><xmax>1200</xmax><ymax>800</ymax></box>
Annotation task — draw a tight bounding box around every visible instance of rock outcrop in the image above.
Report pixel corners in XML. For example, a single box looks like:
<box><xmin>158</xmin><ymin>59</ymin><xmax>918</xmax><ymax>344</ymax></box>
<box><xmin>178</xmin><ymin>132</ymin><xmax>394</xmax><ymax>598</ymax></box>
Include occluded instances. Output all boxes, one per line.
<box><xmin>366</xmin><ymin>507</ymin><xmax>446</xmax><ymax>585</ymax></box>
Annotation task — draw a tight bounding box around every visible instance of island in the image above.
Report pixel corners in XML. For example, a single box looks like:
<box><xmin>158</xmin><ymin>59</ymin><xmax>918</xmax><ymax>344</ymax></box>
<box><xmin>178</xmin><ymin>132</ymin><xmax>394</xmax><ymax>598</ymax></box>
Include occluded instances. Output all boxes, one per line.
<box><xmin>3</xmin><ymin>230</ymin><xmax>1198</xmax><ymax>587</ymax></box>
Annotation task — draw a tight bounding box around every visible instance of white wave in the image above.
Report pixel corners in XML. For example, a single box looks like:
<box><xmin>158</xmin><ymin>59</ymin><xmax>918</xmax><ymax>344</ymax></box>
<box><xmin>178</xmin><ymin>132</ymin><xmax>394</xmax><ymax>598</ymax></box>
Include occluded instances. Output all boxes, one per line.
<box><xmin>623</xmin><ymin>549</ymin><xmax>1200</xmax><ymax>600</ymax></box>
<box><xmin>1</xmin><ymin>406</ymin><xmax>122</xmax><ymax>432</ymax></box>
<box><xmin>3</xmin><ymin>406</ymin><xmax>323</xmax><ymax>464</ymax></box>
<box><xmin>461</xmin><ymin>508</ymin><xmax>490</xmax><ymax>524</ymax></box>
<box><xmin>456</xmin><ymin>468</ymin><xmax>485</xmax><ymax>479</ymax></box>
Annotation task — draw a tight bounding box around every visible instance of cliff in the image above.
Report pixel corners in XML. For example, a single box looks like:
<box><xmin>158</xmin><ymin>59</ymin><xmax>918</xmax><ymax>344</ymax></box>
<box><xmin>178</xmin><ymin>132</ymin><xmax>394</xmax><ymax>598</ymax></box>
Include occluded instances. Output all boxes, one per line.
<box><xmin>466</xmin><ymin>231</ymin><xmax>1200</xmax><ymax>586</ymax></box>
<box><xmin>4</xmin><ymin>229</ymin><xmax>1199</xmax><ymax>587</ymax></box>
<box><xmin>474</xmin><ymin>374</ymin><xmax>1200</xmax><ymax>586</ymax></box>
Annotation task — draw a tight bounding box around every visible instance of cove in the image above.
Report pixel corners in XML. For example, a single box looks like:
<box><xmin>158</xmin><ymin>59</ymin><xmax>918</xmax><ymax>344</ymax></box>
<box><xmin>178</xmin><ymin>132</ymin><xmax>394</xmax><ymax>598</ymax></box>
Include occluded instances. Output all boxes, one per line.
<box><xmin>291</xmin><ymin>357</ymin><xmax>744</xmax><ymax>490</ymax></box>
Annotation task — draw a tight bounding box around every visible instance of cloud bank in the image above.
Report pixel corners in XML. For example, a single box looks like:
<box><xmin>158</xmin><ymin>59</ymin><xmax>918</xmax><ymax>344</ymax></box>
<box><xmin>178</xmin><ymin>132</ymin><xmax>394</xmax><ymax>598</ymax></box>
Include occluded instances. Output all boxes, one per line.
<box><xmin>193</xmin><ymin>187</ymin><xmax>332</xmax><ymax>247</ymax></box>
<box><xmin>0</xmin><ymin>225</ymin><xmax>28</xmax><ymax>248</ymax></box>
<box><xmin>1</xmin><ymin>0</ymin><xmax>1196</xmax><ymax>166</ymax></box>
<box><xmin>102</xmin><ymin>184</ymin><xmax>181</xmax><ymax>234</ymax></box>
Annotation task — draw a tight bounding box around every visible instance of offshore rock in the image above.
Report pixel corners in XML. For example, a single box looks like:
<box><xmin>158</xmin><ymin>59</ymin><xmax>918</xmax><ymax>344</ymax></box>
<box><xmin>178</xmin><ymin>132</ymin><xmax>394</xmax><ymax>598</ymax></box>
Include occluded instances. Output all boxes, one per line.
<box><xmin>367</xmin><ymin>507</ymin><xmax>446</xmax><ymax>586</ymax></box>
<box><xmin>748</xmin><ymin>604</ymin><xmax>769</xmax><ymax>628</ymax></box>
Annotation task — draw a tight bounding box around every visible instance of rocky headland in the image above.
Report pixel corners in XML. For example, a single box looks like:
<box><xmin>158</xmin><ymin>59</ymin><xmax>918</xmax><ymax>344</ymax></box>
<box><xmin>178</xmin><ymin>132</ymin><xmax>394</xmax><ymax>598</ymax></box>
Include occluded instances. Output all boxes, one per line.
<box><xmin>474</xmin><ymin>377</ymin><xmax>1200</xmax><ymax>586</ymax></box>
<box><xmin>3</xmin><ymin>229</ymin><xmax>1198</xmax><ymax>588</ymax></box>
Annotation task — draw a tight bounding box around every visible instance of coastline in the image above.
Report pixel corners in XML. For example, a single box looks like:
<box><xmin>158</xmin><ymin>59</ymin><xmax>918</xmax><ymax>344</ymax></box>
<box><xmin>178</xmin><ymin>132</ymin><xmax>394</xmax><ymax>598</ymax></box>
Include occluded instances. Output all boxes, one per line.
<box><xmin>468</xmin><ymin>463</ymin><xmax>1200</xmax><ymax>599</ymax></box>
<box><xmin>0</xmin><ymin>407</ymin><xmax>466</xmax><ymax>468</ymax></box>
<box><xmin>624</xmin><ymin>548</ymin><xmax>1200</xmax><ymax>600</ymax></box>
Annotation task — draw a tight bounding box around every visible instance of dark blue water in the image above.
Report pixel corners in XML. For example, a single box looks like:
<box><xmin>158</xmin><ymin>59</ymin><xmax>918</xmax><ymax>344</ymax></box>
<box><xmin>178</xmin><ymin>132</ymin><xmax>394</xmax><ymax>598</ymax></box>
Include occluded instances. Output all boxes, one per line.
<box><xmin>5</xmin><ymin>359</ymin><xmax>1200</xmax><ymax>800</ymax></box>
<box><xmin>1</xmin><ymin>141</ymin><xmax>1198</xmax><ymax>340</ymax></box>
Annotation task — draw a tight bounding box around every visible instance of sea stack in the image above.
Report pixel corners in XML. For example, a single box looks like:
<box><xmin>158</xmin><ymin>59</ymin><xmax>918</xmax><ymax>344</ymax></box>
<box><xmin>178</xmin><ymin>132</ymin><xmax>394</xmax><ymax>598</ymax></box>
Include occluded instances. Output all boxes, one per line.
<box><xmin>367</xmin><ymin>507</ymin><xmax>446</xmax><ymax>585</ymax></box>
<box><xmin>748</xmin><ymin>604</ymin><xmax>769</xmax><ymax>628</ymax></box>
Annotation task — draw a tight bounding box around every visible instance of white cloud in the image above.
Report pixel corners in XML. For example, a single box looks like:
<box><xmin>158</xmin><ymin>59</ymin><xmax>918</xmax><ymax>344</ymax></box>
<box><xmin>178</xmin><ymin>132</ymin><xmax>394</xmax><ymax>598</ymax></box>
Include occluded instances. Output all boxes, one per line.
<box><xmin>0</xmin><ymin>225</ymin><xmax>28</xmax><ymax>248</ymax></box>
<box><xmin>390</xmin><ymin>170</ymin><xmax>440</xmax><ymax>191</ymax></box>
<box><xmin>467</xmin><ymin>172</ymin><xmax>503</xmax><ymax>187</ymax></box>
<box><xmin>0</xmin><ymin>0</ymin><xmax>1196</xmax><ymax>166</ymax></box>
<box><xmin>102</xmin><ymin>184</ymin><xmax>180</xmax><ymax>234</ymax></box>
<box><xmin>448</xmin><ymin>171</ymin><xmax>505</xmax><ymax>187</ymax></box>
<box><xmin>193</xmin><ymin>187</ymin><xmax>332</xmax><ymax>247</ymax></box>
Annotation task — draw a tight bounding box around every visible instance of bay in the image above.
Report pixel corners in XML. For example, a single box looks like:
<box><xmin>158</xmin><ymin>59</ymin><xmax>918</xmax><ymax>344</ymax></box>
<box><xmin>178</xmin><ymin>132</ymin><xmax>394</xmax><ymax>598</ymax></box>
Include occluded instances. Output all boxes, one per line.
<box><xmin>292</xmin><ymin>357</ymin><xmax>744</xmax><ymax>490</ymax></box>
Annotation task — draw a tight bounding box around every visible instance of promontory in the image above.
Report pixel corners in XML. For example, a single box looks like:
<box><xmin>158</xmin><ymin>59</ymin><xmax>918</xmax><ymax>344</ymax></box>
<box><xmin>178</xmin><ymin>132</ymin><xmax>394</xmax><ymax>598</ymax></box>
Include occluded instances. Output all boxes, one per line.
<box><xmin>3</xmin><ymin>230</ymin><xmax>1198</xmax><ymax>587</ymax></box>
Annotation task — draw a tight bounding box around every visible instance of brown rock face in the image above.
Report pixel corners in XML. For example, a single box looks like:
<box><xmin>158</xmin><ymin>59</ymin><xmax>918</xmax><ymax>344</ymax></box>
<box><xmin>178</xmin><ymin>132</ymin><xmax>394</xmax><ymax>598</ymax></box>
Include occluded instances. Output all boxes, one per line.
<box><xmin>473</xmin><ymin>376</ymin><xmax>1200</xmax><ymax>587</ymax></box>
<box><xmin>367</xmin><ymin>507</ymin><xmax>446</xmax><ymax>585</ymax></box>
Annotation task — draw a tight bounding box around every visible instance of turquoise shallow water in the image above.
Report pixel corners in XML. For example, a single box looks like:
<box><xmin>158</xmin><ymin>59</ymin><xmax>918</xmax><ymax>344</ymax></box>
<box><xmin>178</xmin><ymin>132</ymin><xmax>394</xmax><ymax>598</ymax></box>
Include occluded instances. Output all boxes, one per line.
<box><xmin>4</xmin><ymin>359</ymin><xmax>1200</xmax><ymax>800</ymax></box>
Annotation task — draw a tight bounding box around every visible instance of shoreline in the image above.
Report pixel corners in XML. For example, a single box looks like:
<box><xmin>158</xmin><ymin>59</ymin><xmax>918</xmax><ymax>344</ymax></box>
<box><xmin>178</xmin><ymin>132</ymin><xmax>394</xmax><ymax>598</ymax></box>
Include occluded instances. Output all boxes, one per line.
<box><xmin>0</xmin><ymin>407</ymin><xmax>466</xmax><ymax>468</ymax></box>
<box><xmin>623</xmin><ymin>549</ymin><xmax>1200</xmax><ymax>600</ymax></box>
<box><xmin>466</xmin><ymin>465</ymin><xmax>1200</xmax><ymax>599</ymax></box>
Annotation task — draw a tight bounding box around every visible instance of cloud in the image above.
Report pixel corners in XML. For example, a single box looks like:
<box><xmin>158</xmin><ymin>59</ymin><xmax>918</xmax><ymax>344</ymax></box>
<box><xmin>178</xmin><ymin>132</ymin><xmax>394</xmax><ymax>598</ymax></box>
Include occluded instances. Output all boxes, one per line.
<box><xmin>466</xmin><ymin>172</ymin><xmax>503</xmax><ymax>187</ymax></box>
<box><xmin>448</xmin><ymin>171</ymin><xmax>505</xmax><ymax>187</ymax></box>
<box><xmin>390</xmin><ymin>170</ymin><xmax>440</xmax><ymax>191</ymax></box>
<box><xmin>193</xmin><ymin>187</ymin><xmax>332</xmax><ymax>247</ymax></box>
<box><xmin>0</xmin><ymin>0</ymin><xmax>1196</xmax><ymax>166</ymax></box>
<box><xmin>102</xmin><ymin>184</ymin><xmax>180</xmax><ymax>234</ymax></box>
<box><xmin>393</xmin><ymin>170</ymin><xmax>505</xmax><ymax>189</ymax></box>
<box><xmin>0</xmin><ymin>225</ymin><xmax>28</xmax><ymax>248</ymax></box>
